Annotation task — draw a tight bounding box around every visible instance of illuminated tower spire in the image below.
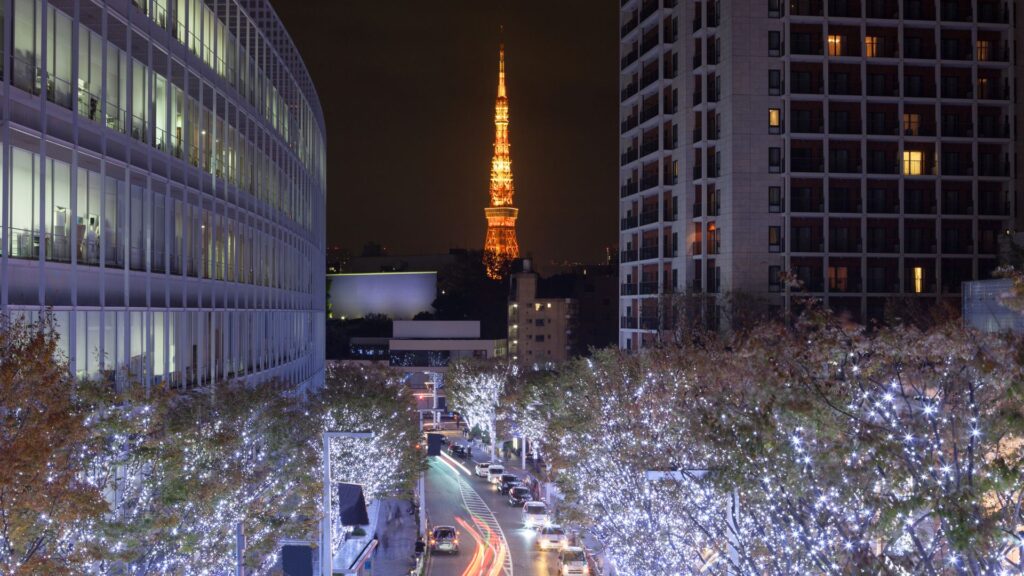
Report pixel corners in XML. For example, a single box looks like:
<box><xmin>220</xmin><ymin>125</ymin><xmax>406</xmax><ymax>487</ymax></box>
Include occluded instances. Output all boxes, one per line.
<box><xmin>483</xmin><ymin>39</ymin><xmax>520</xmax><ymax>280</ymax></box>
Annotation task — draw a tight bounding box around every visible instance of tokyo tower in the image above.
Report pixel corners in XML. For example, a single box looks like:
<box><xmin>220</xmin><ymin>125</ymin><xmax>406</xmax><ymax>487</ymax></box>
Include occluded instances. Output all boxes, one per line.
<box><xmin>483</xmin><ymin>41</ymin><xmax>520</xmax><ymax>280</ymax></box>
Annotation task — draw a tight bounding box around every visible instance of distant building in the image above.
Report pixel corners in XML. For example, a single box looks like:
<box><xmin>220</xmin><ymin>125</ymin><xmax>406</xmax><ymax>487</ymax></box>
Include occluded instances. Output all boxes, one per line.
<box><xmin>963</xmin><ymin>279</ymin><xmax>1023</xmax><ymax>333</ymax></box>
<box><xmin>509</xmin><ymin>260</ymin><xmax>618</xmax><ymax>365</ymax></box>
<box><xmin>327</xmin><ymin>272</ymin><xmax>437</xmax><ymax>320</ymax></box>
<box><xmin>389</xmin><ymin>321</ymin><xmax>506</xmax><ymax>373</ymax></box>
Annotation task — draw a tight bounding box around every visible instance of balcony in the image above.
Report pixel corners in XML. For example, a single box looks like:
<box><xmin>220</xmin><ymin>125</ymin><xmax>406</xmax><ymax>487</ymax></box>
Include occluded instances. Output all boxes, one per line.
<box><xmin>639</xmin><ymin>316</ymin><xmax>660</xmax><ymax>330</ymax></box>
<box><xmin>790</xmin><ymin>0</ymin><xmax>823</xmax><ymax>16</ymax></box>
<box><xmin>977</xmin><ymin>2</ymin><xmax>1010</xmax><ymax>23</ymax></box>
<box><xmin>621</xmin><ymin>248</ymin><xmax>639</xmax><ymax>262</ymax></box>
<box><xmin>621</xmin><ymin>17</ymin><xmax>638</xmax><ymax>38</ymax></box>
<box><xmin>663</xmin><ymin>245</ymin><xmax>678</xmax><ymax>257</ymax></box>
<box><xmin>639</xmin><ymin>0</ymin><xmax>658</xmax><ymax>22</ymax></box>
<box><xmin>639</xmin><ymin>245</ymin><xmax>660</xmax><ymax>260</ymax></box>
<box><xmin>620</xmin><ymin>215</ymin><xmax>639</xmax><ymax>230</ymax></box>
<box><xmin>978</xmin><ymin>161</ymin><xmax>1010</xmax><ymax>177</ymax></box>
<box><xmin>640</xmin><ymin>209</ymin><xmax>660</xmax><ymax>225</ymax></box>
<box><xmin>639</xmin><ymin>103</ymin><xmax>659</xmax><ymax>123</ymax></box>
<box><xmin>639</xmin><ymin>282</ymin><xmax>659</xmax><ymax>294</ymax></box>
<box><xmin>791</xmin><ymin>157</ymin><xmax>824</xmax><ymax>172</ymax></box>
<box><xmin>621</xmin><ymin>50</ymin><xmax>639</xmax><ymax>70</ymax></box>
<box><xmin>620</xmin><ymin>182</ymin><xmax>639</xmax><ymax>197</ymax></box>
<box><xmin>691</xmin><ymin>240</ymin><xmax>702</xmax><ymax>255</ymax></box>
<box><xmin>692</xmin><ymin>202</ymin><xmax>702</xmax><ymax>217</ymax></box>
<box><xmin>867</xmin><ymin>160</ymin><xmax>897</xmax><ymax>174</ymax></box>
<box><xmin>640</xmin><ymin>139</ymin><xmax>659</xmax><ymax>157</ymax></box>
<box><xmin>621</xmin><ymin>82</ymin><xmax>639</xmax><ymax>101</ymax></box>
<box><xmin>621</xmin><ymin>316</ymin><xmax>638</xmax><ymax>329</ymax></box>
<box><xmin>621</xmin><ymin>115</ymin><xmax>639</xmax><ymax>134</ymax></box>
<box><xmin>640</xmin><ymin>70</ymin><xmax>660</xmax><ymax>89</ymax></box>
<box><xmin>829</xmin><ymin>275</ymin><xmax>862</xmax><ymax>293</ymax></box>
<box><xmin>692</xmin><ymin>165</ymin><xmax>702</xmax><ymax>179</ymax></box>
<box><xmin>640</xmin><ymin>29</ymin><xmax>659</xmax><ymax>55</ymax></box>
<box><xmin>621</xmin><ymin>283</ymin><xmax>638</xmax><ymax>295</ymax></box>
<box><xmin>640</xmin><ymin>175</ymin><xmax>659</xmax><ymax>191</ymax></box>
<box><xmin>621</xmin><ymin>149</ymin><xmax>638</xmax><ymax>166</ymax></box>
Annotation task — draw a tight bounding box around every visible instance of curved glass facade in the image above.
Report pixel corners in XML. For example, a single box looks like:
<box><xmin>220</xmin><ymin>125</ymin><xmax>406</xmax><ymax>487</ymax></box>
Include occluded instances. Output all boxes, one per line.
<box><xmin>0</xmin><ymin>0</ymin><xmax>326</xmax><ymax>388</ymax></box>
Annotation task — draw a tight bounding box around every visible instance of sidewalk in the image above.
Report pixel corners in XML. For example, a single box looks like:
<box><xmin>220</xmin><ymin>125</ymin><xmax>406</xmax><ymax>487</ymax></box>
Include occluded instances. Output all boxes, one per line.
<box><xmin>371</xmin><ymin>498</ymin><xmax>419</xmax><ymax>575</ymax></box>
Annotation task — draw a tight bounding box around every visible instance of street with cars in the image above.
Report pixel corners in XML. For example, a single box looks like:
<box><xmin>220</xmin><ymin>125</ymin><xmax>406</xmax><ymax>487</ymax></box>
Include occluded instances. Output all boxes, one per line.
<box><xmin>422</xmin><ymin>431</ymin><xmax>594</xmax><ymax>576</ymax></box>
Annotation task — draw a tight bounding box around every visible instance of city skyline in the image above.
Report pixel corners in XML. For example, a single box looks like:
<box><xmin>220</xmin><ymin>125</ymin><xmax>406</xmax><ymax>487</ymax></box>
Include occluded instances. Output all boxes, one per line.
<box><xmin>269</xmin><ymin>1</ymin><xmax>619</xmax><ymax>264</ymax></box>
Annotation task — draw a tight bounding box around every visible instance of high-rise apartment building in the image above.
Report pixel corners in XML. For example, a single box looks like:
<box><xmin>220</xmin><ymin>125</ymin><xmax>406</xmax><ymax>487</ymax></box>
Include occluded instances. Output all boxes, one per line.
<box><xmin>619</xmin><ymin>0</ymin><xmax>1017</xmax><ymax>349</ymax></box>
<box><xmin>0</xmin><ymin>0</ymin><xmax>326</xmax><ymax>388</ymax></box>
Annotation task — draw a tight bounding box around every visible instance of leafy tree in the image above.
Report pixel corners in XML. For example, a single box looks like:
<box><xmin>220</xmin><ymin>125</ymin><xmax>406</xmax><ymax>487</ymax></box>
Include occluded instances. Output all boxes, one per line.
<box><xmin>0</xmin><ymin>314</ymin><xmax>111</xmax><ymax>574</ymax></box>
<box><xmin>447</xmin><ymin>360</ymin><xmax>509</xmax><ymax>457</ymax></box>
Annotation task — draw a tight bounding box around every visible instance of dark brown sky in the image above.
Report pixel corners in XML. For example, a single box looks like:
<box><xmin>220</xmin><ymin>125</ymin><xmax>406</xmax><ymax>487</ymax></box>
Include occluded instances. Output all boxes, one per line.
<box><xmin>269</xmin><ymin>1</ymin><xmax>618</xmax><ymax>266</ymax></box>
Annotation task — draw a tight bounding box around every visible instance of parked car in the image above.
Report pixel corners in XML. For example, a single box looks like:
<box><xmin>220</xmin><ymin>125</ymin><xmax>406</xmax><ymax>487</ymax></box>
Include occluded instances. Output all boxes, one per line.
<box><xmin>558</xmin><ymin>546</ymin><xmax>589</xmax><ymax>575</ymax></box>
<box><xmin>522</xmin><ymin>501</ymin><xmax>549</xmax><ymax>529</ymax></box>
<box><xmin>474</xmin><ymin>462</ymin><xmax>493</xmax><ymax>478</ymax></box>
<box><xmin>487</xmin><ymin>464</ymin><xmax>505</xmax><ymax>484</ymax></box>
<box><xmin>429</xmin><ymin>526</ymin><xmax>459</xmax><ymax>554</ymax></box>
<box><xmin>536</xmin><ymin>525</ymin><xmax>568</xmax><ymax>551</ymax></box>
<box><xmin>508</xmin><ymin>486</ymin><xmax>531</xmax><ymax>506</ymax></box>
<box><xmin>497</xmin><ymin>474</ymin><xmax>520</xmax><ymax>494</ymax></box>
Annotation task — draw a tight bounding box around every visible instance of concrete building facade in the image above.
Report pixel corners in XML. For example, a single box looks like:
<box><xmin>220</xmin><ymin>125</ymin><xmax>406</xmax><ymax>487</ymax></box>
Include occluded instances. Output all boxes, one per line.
<box><xmin>0</xmin><ymin>0</ymin><xmax>326</xmax><ymax>388</ymax></box>
<box><xmin>620</xmin><ymin>0</ymin><xmax>1017</xmax><ymax>349</ymax></box>
<box><xmin>508</xmin><ymin>264</ymin><xmax>576</xmax><ymax>365</ymax></box>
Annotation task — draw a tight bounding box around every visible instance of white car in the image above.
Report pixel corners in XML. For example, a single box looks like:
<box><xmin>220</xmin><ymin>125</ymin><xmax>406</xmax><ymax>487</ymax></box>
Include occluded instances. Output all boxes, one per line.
<box><xmin>558</xmin><ymin>546</ymin><xmax>589</xmax><ymax>575</ymax></box>
<box><xmin>474</xmin><ymin>462</ymin><xmax>492</xmax><ymax>477</ymax></box>
<box><xmin>487</xmin><ymin>464</ymin><xmax>505</xmax><ymax>484</ymax></box>
<box><xmin>536</xmin><ymin>524</ymin><xmax>568</xmax><ymax>551</ymax></box>
<box><xmin>522</xmin><ymin>501</ymin><xmax>549</xmax><ymax>529</ymax></box>
<box><xmin>429</xmin><ymin>525</ymin><xmax>459</xmax><ymax>554</ymax></box>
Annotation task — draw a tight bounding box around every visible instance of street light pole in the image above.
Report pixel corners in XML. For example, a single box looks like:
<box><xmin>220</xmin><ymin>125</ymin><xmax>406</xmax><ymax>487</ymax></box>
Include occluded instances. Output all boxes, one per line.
<box><xmin>321</xmin><ymin>431</ymin><xmax>374</xmax><ymax>576</ymax></box>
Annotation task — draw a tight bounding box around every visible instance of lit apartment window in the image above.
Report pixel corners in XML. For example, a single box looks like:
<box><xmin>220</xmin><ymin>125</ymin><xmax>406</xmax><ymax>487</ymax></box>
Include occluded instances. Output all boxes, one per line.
<box><xmin>976</xmin><ymin>40</ymin><xmax>990</xmax><ymax>62</ymax></box>
<box><xmin>768</xmin><ymin>185</ymin><xmax>782</xmax><ymax>212</ymax></box>
<box><xmin>828</xmin><ymin>266</ymin><xmax>848</xmax><ymax>291</ymax></box>
<box><xmin>768</xmin><ymin>225</ymin><xmax>783</xmax><ymax>252</ymax></box>
<box><xmin>828</xmin><ymin>35</ymin><xmax>844</xmax><ymax>56</ymax></box>
<box><xmin>977</xmin><ymin>77</ymin><xmax>989</xmax><ymax>99</ymax></box>
<box><xmin>912</xmin><ymin>266</ymin><xmax>924</xmax><ymax>293</ymax></box>
<box><xmin>865</xmin><ymin>36</ymin><xmax>879</xmax><ymax>57</ymax></box>
<box><xmin>768</xmin><ymin>108</ymin><xmax>782</xmax><ymax>133</ymax></box>
<box><xmin>903</xmin><ymin>113</ymin><xmax>920</xmax><ymax>136</ymax></box>
<box><xmin>902</xmin><ymin>150</ymin><xmax>924</xmax><ymax>175</ymax></box>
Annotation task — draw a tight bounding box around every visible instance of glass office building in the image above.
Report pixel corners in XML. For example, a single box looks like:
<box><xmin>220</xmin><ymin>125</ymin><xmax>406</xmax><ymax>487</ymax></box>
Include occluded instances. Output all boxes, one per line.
<box><xmin>0</xmin><ymin>0</ymin><xmax>326</xmax><ymax>389</ymax></box>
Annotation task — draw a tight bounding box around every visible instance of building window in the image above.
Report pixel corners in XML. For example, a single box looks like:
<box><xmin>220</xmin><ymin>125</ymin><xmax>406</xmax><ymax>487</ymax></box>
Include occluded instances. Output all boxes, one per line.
<box><xmin>903</xmin><ymin>113</ymin><xmax>920</xmax><ymax>136</ymax></box>
<box><xmin>769</xmin><ymin>265</ymin><xmax>782</xmax><ymax>292</ymax></box>
<box><xmin>768</xmin><ymin>225</ymin><xmax>783</xmax><ymax>252</ymax></box>
<box><xmin>828</xmin><ymin>266</ymin><xmax>848</xmax><ymax>291</ymax></box>
<box><xmin>769</xmin><ymin>108</ymin><xmax>782</xmax><ymax>133</ymax></box>
<box><xmin>768</xmin><ymin>186</ymin><xmax>782</xmax><ymax>212</ymax></box>
<box><xmin>827</xmin><ymin>35</ymin><xmax>844</xmax><ymax>56</ymax></box>
<box><xmin>976</xmin><ymin>40</ymin><xmax>990</xmax><ymax>62</ymax></box>
<box><xmin>902</xmin><ymin>150</ymin><xmax>924</xmax><ymax>175</ymax></box>
<box><xmin>768</xmin><ymin>147</ymin><xmax>782</xmax><ymax>173</ymax></box>
<box><xmin>768</xmin><ymin>0</ymin><xmax>782</xmax><ymax>17</ymax></box>
<box><xmin>535</xmin><ymin>335</ymin><xmax>545</xmax><ymax>342</ymax></box>
<box><xmin>768</xmin><ymin>69</ymin><xmax>782</xmax><ymax>95</ymax></box>
<box><xmin>865</xmin><ymin>35</ymin><xmax>879</xmax><ymax>58</ymax></box>
<box><xmin>912</xmin><ymin>266</ymin><xmax>924</xmax><ymax>293</ymax></box>
<box><xmin>768</xmin><ymin>31</ymin><xmax>781</xmax><ymax>56</ymax></box>
<box><xmin>535</xmin><ymin>318</ymin><xmax>545</xmax><ymax>327</ymax></box>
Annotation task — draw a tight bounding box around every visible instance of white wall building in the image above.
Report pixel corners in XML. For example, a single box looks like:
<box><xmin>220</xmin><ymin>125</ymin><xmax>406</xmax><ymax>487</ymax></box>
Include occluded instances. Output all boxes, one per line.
<box><xmin>0</xmin><ymin>0</ymin><xmax>326</xmax><ymax>389</ymax></box>
<box><xmin>619</xmin><ymin>0</ymin><xmax>1017</xmax><ymax>349</ymax></box>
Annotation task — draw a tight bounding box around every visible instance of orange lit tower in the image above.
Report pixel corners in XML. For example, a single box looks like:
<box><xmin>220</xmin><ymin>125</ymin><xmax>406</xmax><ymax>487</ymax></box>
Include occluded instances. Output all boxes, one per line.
<box><xmin>483</xmin><ymin>42</ymin><xmax>520</xmax><ymax>280</ymax></box>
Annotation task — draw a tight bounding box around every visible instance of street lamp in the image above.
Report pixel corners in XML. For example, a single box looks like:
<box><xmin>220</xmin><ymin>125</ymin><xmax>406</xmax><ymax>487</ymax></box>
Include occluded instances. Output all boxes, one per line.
<box><xmin>321</xmin><ymin>431</ymin><xmax>374</xmax><ymax>576</ymax></box>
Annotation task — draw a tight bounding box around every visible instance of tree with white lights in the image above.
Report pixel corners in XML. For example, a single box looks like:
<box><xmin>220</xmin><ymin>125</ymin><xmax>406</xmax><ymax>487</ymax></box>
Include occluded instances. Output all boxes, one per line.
<box><xmin>542</xmin><ymin>308</ymin><xmax>1024</xmax><ymax>575</ymax></box>
<box><xmin>447</xmin><ymin>360</ymin><xmax>509</xmax><ymax>457</ymax></box>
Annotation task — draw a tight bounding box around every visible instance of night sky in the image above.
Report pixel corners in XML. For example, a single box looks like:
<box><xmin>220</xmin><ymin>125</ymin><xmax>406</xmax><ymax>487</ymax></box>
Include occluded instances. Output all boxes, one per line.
<box><xmin>269</xmin><ymin>1</ymin><xmax>619</xmax><ymax>268</ymax></box>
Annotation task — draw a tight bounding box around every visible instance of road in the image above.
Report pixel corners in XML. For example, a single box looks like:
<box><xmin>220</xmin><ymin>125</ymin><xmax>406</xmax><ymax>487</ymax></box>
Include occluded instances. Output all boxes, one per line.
<box><xmin>424</xmin><ymin>448</ymin><xmax>560</xmax><ymax>576</ymax></box>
